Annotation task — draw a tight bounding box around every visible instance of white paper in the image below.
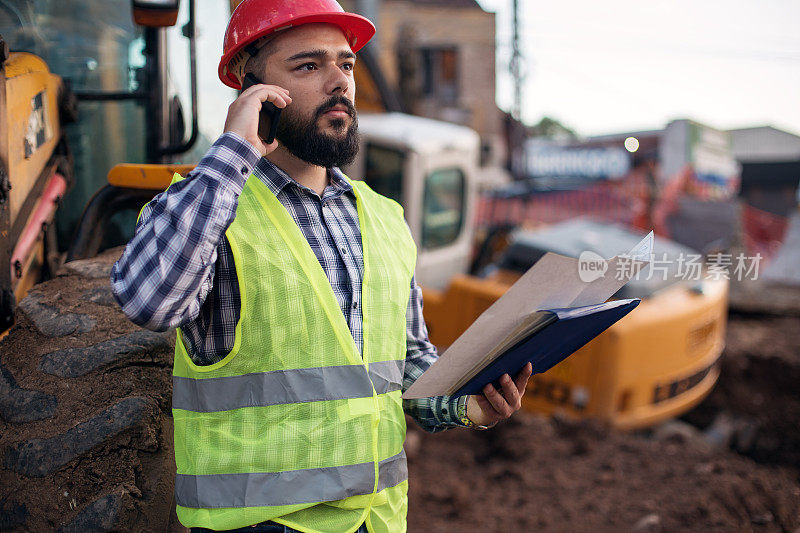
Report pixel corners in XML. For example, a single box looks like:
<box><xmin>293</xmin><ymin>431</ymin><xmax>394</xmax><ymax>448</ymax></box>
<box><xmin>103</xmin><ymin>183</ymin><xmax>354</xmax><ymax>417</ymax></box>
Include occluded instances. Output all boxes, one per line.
<box><xmin>402</xmin><ymin>231</ymin><xmax>653</xmax><ymax>399</ymax></box>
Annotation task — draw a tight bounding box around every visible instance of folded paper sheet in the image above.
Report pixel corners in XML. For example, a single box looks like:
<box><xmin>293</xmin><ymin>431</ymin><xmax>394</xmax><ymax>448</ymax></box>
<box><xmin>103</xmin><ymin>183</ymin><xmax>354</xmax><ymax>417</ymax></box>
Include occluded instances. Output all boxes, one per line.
<box><xmin>402</xmin><ymin>231</ymin><xmax>653</xmax><ymax>399</ymax></box>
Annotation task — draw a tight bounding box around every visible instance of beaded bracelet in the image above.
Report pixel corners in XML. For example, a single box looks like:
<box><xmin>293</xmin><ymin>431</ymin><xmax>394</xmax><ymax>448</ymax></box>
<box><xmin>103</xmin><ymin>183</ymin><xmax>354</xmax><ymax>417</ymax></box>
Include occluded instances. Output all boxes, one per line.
<box><xmin>457</xmin><ymin>395</ymin><xmax>496</xmax><ymax>430</ymax></box>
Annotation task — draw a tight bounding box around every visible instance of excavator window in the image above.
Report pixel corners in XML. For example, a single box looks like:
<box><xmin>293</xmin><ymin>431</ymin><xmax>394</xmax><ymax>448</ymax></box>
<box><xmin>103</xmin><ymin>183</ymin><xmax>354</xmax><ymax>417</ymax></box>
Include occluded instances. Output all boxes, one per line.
<box><xmin>422</xmin><ymin>167</ymin><xmax>465</xmax><ymax>249</ymax></box>
<box><xmin>0</xmin><ymin>1</ymin><xmax>145</xmax><ymax>92</ymax></box>
<box><xmin>0</xmin><ymin>0</ymin><xmax>148</xmax><ymax>248</ymax></box>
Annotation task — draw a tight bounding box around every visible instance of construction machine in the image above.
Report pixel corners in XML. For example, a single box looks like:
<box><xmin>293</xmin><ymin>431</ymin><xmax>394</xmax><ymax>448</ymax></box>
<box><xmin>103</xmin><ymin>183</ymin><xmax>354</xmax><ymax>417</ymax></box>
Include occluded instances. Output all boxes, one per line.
<box><xmin>422</xmin><ymin>221</ymin><xmax>727</xmax><ymax>430</ymax></box>
<box><xmin>0</xmin><ymin>0</ymin><xmax>203</xmax><ymax>332</ymax></box>
<box><xmin>0</xmin><ymin>37</ymin><xmax>72</xmax><ymax>333</ymax></box>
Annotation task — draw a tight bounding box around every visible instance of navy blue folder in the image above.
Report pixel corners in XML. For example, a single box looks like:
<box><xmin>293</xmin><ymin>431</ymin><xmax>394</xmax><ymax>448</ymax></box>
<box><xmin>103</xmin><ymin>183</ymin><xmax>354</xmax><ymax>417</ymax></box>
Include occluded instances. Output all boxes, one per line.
<box><xmin>452</xmin><ymin>298</ymin><xmax>640</xmax><ymax>397</ymax></box>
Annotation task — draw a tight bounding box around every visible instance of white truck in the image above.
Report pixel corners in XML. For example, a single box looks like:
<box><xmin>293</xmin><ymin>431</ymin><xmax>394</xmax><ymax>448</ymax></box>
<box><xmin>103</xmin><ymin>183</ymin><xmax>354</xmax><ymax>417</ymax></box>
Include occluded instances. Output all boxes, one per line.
<box><xmin>350</xmin><ymin>112</ymin><xmax>483</xmax><ymax>289</ymax></box>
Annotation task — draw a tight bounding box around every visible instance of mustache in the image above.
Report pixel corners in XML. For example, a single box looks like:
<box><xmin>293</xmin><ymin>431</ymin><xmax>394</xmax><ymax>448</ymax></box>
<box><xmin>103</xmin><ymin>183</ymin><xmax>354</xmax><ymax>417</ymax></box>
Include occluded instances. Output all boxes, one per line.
<box><xmin>314</xmin><ymin>96</ymin><xmax>356</xmax><ymax>120</ymax></box>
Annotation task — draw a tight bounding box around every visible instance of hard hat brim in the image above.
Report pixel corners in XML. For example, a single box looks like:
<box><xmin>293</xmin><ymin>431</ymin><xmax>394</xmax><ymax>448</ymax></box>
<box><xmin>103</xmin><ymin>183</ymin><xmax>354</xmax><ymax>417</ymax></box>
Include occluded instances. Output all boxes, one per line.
<box><xmin>218</xmin><ymin>11</ymin><xmax>376</xmax><ymax>89</ymax></box>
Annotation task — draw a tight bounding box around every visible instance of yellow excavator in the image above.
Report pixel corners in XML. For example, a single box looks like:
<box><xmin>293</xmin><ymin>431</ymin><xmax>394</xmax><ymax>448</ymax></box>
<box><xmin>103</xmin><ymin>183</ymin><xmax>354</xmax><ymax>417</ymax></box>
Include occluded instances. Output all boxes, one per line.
<box><xmin>422</xmin><ymin>221</ymin><xmax>727</xmax><ymax>430</ymax></box>
<box><xmin>0</xmin><ymin>38</ymin><xmax>71</xmax><ymax>331</ymax></box>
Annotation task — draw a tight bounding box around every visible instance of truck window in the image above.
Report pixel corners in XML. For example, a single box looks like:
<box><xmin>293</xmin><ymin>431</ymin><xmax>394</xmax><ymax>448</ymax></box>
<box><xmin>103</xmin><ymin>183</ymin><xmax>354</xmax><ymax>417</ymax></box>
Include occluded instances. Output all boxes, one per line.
<box><xmin>363</xmin><ymin>143</ymin><xmax>404</xmax><ymax>205</ymax></box>
<box><xmin>422</xmin><ymin>168</ymin><xmax>465</xmax><ymax>249</ymax></box>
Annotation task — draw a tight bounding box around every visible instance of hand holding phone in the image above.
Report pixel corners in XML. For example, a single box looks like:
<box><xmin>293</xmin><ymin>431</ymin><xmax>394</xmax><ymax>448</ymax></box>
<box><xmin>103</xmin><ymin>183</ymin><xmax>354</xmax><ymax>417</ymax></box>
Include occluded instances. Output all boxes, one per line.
<box><xmin>224</xmin><ymin>74</ymin><xmax>289</xmax><ymax>154</ymax></box>
<box><xmin>240</xmin><ymin>73</ymin><xmax>283</xmax><ymax>145</ymax></box>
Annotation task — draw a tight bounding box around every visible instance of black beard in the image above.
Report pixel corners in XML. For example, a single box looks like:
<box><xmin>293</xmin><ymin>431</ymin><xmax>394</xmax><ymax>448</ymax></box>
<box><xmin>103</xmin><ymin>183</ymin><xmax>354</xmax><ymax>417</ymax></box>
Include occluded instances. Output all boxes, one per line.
<box><xmin>276</xmin><ymin>96</ymin><xmax>359</xmax><ymax>168</ymax></box>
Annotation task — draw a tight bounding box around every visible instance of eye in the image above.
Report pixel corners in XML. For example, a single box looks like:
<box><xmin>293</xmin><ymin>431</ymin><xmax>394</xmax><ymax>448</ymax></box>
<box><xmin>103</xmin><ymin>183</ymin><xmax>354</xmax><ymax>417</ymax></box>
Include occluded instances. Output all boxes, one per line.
<box><xmin>341</xmin><ymin>62</ymin><xmax>355</xmax><ymax>72</ymax></box>
<box><xmin>296</xmin><ymin>62</ymin><xmax>317</xmax><ymax>72</ymax></box>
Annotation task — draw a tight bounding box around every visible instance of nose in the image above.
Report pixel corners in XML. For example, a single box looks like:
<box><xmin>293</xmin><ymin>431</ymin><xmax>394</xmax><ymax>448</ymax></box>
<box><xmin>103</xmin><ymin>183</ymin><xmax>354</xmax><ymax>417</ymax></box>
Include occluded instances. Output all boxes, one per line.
<box><xmin>324</xmin><ymin>64</ymin><xmax>350</xmax><ymax>96</ymax></box>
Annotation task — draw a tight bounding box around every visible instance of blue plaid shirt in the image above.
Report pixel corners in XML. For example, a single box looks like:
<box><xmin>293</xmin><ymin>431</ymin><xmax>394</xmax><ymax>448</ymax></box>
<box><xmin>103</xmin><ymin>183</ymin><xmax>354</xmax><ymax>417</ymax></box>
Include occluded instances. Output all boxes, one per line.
<box><xmin>110</xmin><ymin>132</ymin><xmax>467</xmax><ymax>432</ymax></box>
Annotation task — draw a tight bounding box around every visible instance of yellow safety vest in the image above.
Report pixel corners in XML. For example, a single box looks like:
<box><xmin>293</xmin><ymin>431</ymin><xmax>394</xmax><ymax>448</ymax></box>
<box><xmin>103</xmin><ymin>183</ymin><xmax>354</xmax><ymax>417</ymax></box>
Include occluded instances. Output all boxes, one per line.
<box><xmin>171</xmin><ymin>174</ymin><xmax>416</xmax><ymax>532</ymax></box>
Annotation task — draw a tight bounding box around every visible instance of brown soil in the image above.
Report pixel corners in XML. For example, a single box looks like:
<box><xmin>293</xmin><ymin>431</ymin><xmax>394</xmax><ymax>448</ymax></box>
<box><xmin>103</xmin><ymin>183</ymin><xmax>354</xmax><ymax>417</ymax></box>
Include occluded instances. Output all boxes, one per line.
<box><xmin>684</xmin><ymin>315</ymin><xmax>800</xmax><ymax>468</ymax></box>
<box><xmin>407</xmin><ymin>314</ymin><xmax>800</xmax><ymax>533</ymax></box>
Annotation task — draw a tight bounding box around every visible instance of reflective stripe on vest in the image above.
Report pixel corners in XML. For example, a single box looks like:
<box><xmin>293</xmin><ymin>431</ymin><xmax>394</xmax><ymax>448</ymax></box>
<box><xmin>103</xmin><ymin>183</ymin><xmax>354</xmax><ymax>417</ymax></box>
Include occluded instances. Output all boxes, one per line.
<box><xmin>173</xmin><ymin>360</ymin><xmax>404</xmax><ymax>412</ymax></box>
<box><xmin>175</xmin><ymin>450</ymin><xmax>407</xmax><ymax>508</ymax></box>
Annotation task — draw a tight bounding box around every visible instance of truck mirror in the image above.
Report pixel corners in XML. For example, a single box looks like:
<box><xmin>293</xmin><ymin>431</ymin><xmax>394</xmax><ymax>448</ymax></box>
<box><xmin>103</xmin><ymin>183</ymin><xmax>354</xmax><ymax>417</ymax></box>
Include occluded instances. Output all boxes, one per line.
<box><xmin>132</xmin><ymin>0</ymin><xmax>181</xmax><ymax>27</ymax></box>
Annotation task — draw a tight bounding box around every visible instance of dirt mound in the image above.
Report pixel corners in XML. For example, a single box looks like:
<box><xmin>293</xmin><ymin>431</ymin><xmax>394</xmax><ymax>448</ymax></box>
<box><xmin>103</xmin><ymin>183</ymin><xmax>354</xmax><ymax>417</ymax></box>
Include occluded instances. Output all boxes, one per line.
<box><xmin>407</xmin><ymin>314</ymin><xmax>800</xmax><ymax>532</ymax></box>
<box><xmin>407</xmin><ymin>414</ymin><xmax>799</xmax><ymax>532</ymax></box>
<box><xmin>685</xmin><ymin>314</ymin><xmax>800</xmax><ymax>468</ymax></box>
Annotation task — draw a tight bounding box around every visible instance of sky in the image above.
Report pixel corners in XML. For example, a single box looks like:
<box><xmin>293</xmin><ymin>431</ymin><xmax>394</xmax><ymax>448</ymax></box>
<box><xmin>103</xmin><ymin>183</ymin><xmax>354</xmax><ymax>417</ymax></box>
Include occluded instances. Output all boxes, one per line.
<box><xmin>476</xmin><ymin>0</ymin><xmax>800</xmax><ymax>137</ymax></box>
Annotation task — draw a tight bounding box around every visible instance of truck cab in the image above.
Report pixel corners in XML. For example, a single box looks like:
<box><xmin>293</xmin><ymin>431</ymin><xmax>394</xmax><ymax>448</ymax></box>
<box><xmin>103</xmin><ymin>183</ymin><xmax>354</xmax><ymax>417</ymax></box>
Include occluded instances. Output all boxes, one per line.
<box><xmin>348</xmin><ymin>112</ymin><xmax>481</xmax><ymax>290</ymax></box>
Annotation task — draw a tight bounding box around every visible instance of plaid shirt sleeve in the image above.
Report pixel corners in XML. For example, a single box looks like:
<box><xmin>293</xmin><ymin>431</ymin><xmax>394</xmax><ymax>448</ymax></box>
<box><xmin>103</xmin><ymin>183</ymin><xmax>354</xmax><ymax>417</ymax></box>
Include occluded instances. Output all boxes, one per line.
<box><xmin>110</xmin><ymin>132</ymin><xmax>261</xmax><ymax>331</ymax></box>
<box><xmin>402</xmin><ymin>274</ymin><xmax>469</xmax><ymax>432</ymax></box>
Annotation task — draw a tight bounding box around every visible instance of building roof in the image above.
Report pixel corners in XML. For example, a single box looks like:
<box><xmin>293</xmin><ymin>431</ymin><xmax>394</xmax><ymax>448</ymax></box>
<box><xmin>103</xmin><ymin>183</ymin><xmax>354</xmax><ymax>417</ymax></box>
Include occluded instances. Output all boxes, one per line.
<box><xmin>728</xmin><ymin>125</ymin><xmax>800</xmax><ymax>162</ymax></box>
<box><xmin>586</xmin><ymin>128</ymin><xmax>663</xmax><ymax>143</ymax></box>
<box><xmin>728</xmin><ymin>125</ymin><xmax>800</xmax><ymax>136</ymax></box>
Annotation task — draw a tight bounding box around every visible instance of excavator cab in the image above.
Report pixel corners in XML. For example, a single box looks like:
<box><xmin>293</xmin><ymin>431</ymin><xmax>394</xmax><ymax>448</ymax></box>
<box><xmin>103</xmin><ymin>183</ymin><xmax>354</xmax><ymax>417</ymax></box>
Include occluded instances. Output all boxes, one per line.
<box><xmin>0</xmin><ymin>0</ymin><xmax>221</xmax><ymax>333</ymax></box>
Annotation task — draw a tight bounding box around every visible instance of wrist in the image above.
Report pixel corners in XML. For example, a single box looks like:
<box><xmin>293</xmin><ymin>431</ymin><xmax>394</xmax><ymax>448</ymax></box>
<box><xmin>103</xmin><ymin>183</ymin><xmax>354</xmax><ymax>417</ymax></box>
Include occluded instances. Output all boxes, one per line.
<box><xmin>220</xmin><ymin>131</ymin><xmax>262</xmax><ymax>161</ymax></box>
<box><xmin>461</xmin><ymin>396</ymin><xmax>496</xmax><ymax>430</ymax></box>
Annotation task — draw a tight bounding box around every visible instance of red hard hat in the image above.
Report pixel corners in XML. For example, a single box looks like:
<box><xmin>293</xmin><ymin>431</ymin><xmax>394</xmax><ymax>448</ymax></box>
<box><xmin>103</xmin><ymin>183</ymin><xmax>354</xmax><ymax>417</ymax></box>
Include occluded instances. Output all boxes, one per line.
<box><xmin>219</xmin><ymin>0</ymin><xmax>376</xmax><ymax>89</ymax></box>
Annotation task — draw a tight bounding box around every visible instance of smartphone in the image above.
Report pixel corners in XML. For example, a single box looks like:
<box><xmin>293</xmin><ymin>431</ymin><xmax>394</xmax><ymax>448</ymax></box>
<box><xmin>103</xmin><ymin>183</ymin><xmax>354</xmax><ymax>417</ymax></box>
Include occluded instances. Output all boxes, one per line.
<box><xmin>240</xmin><ymin>72</ymin><xmax>282</xmax><ymax>144</ymax></box>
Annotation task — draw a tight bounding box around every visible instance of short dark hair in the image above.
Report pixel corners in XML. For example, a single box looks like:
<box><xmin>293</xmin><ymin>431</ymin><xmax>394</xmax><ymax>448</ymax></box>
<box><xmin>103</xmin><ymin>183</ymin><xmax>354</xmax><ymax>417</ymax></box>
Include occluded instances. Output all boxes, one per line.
<box><xmin>243</xmin><ymin>36</ymin><xmax>279</xmax><ymax>79</ymax></box>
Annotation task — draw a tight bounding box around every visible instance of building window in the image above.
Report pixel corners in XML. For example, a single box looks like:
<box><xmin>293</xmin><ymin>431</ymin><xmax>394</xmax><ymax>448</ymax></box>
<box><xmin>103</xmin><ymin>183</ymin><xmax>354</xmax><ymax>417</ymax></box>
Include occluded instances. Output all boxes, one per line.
<box><xmin>422</xmin><ymin>168</ymin><xmax>465</xmax><ymax>249</ymax></box>
<box><xmin>420</xmin><ymin>47</ymin><xmax>458</xmax><ymax>102</ymax></box>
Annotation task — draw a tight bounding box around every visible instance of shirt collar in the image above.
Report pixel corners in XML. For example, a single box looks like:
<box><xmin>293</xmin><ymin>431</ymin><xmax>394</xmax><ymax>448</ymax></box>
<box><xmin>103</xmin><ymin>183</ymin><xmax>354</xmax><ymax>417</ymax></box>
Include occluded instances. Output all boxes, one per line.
<box><xmin>253</xmin><ymin>158</ymin><xmax>354</xmax><ymax>199</ymax></box>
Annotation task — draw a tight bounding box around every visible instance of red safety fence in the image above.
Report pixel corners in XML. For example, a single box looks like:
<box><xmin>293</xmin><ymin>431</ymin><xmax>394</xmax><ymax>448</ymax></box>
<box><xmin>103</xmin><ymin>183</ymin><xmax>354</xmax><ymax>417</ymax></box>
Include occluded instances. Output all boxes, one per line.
<box><xmin>476</xmin><ymin>187</ymin><xmax>639</xmax><ymax>228</ymax></box>
<box><xmin>741</xmin><ymin>203</ymin><xmax>790</xmax><ymax>261</ymax></box>
<box><xmin>475</xmin><ymin>169</ymin><xmax>791</xmax><ymax>263</ymax></box>
<box><xmin>475</xmin><ymin>169</ymin><xmax>653</xmax><ymax>230</ymax></box>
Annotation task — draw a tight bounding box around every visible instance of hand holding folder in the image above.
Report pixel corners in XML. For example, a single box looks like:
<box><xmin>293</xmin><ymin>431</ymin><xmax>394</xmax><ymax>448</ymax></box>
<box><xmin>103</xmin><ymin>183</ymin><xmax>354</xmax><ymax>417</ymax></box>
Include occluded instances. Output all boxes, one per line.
<box><xmin>403</xmin><ymin>232</ymin><xmax>653</xmax><ymax>399</ymax></box>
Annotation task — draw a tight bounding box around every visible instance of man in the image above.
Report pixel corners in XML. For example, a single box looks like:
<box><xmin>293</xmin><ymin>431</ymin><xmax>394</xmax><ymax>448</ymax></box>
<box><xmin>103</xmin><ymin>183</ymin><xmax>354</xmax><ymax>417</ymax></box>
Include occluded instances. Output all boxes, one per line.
<box><xmin>111</xmin><ymin>1</ymin><xmax>532</xmax><ymax>531</ymax></box>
